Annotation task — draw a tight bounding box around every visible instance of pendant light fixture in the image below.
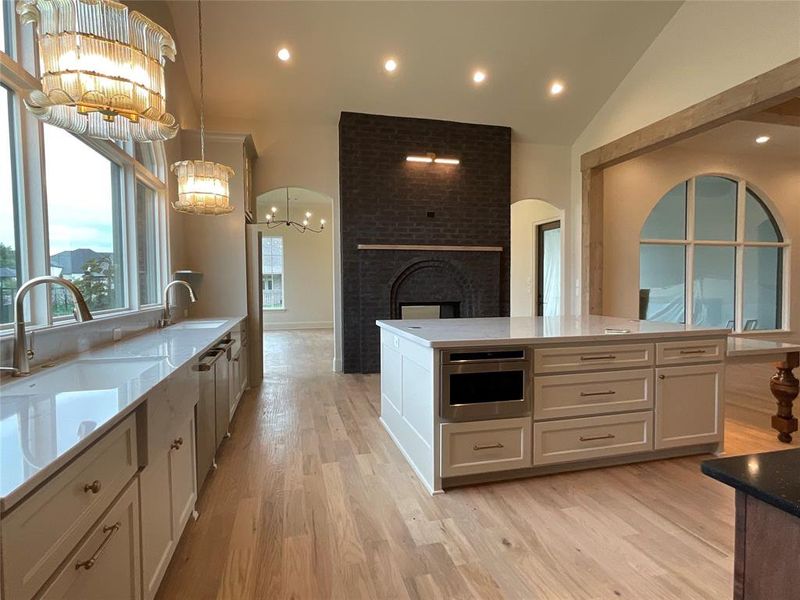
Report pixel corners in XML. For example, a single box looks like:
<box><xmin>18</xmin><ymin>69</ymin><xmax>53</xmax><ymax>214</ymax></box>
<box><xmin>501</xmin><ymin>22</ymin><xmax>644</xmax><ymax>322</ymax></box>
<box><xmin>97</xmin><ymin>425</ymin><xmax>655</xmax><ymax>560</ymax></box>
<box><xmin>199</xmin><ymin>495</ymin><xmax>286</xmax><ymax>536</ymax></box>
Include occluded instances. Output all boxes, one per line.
<box><xmin>265</xmin><ymin>188</ymin><xmax>326</xmax><ymax>233</ymax></box>
<box><xmin>170</xmin><ymin>0</ymin><xmax>235</xmax><ymax>216</ymax></box>
<box><xmin>16</xmin><ymin>0</ymin><xmax>178</xmax><ymax>142</ymax></box>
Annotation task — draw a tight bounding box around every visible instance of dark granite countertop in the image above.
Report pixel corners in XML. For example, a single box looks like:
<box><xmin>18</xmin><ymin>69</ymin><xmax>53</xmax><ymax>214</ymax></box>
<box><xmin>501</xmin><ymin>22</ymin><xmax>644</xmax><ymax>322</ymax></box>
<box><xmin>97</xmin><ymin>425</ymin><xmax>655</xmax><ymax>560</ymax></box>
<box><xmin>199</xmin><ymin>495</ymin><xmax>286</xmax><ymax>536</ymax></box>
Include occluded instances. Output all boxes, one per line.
<box><xmin>702</xmin><ymin>449</ymin><xmax>800</xmax><ymax>518</ymax></box>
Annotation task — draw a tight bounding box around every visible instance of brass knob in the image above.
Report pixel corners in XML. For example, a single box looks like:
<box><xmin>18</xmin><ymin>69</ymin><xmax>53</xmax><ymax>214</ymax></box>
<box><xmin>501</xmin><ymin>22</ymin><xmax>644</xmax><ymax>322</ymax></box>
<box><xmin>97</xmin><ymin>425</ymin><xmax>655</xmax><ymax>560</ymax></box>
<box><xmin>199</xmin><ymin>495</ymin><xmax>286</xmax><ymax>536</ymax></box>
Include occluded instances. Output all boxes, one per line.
<box><xmin>170</xmin><ymin>437</ymin><xmax>184</xmax><ymax>450</ymax></box>
<box><xmin>83</xmin><ymin>480</ymin><xmax>102</xmax><ymax>494</ymax></box>
<box><xmin>658</xmin><ymin>374</ymin><xmax>666</xmax><ymax>380</ymax></box>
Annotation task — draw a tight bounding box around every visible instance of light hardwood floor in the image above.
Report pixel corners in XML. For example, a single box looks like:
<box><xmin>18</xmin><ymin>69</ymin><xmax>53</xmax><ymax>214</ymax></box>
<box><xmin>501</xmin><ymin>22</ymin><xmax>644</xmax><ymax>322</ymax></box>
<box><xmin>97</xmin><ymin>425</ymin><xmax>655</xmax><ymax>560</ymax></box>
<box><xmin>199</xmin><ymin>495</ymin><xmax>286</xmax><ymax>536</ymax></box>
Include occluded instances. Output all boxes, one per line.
<box><xmin>156</xmin><ymin>329</ymin><xmax>795</xmax><ymax>600</ymax></box>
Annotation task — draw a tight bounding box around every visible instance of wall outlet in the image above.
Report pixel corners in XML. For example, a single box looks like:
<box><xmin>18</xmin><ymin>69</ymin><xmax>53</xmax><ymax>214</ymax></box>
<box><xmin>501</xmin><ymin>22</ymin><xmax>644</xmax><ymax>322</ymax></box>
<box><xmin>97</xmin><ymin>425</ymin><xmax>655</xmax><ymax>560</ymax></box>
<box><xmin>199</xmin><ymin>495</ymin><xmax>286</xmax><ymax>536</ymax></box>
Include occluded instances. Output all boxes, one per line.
<box><xmin>112</xmin><ymin>328</ymin><xmax>123</xmax><ymax>342</ymax></box>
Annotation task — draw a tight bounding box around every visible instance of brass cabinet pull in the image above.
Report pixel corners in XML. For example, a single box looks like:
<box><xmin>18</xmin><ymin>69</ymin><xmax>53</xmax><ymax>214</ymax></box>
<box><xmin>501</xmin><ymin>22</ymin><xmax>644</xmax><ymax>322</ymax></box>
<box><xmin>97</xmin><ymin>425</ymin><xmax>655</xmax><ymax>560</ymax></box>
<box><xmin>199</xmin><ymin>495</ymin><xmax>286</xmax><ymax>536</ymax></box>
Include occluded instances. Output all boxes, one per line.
<box><xmin>473</xmin><ymin>442</ymin><xmax>504</xmax><ymax>451</ymax></box>
<box><xmin>83</xmin><ymin>480</ymin><xmax>102</xmax><ymax>494</ymax></box>
<box><xmin>170</xmin><ymin>437</ymin><xmax>184</xmax><ymax>450</ymax></box>
<box><xmin>659</xmin><ymin>374</ymin><xmax>666</xmax><ymax>380</ymax></box>
<box><xmin>579</xmin><ymin>434</ymin><xmax>616</xmax><ymax>442</ymax></box>
<box><xmin>679</xmin><ymin>349</ymin><xmax>706</xmax><ymax>354</ymax></box>
<box><xmin>579</xmin><ymin>390</ymin><xmax>616</xmax><ymax>397</ymax></box>
<box><xmin>580</xmin><ymin>354</ymin><xmax>616</xmax><ymax>361</ymax></box>
<box><xmin>75</xmin><ymin>522</ymin><xmax>121</xmax><ymax>570</ymax></box>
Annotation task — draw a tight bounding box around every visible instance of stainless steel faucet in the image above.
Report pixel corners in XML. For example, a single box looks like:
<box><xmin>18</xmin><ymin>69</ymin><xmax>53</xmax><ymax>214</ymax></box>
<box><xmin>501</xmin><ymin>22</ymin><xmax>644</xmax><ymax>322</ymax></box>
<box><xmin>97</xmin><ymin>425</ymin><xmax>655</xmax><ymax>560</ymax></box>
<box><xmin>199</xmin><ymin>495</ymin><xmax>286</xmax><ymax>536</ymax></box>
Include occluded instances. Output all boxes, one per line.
<box><xmin>158</xmin><ymin>280</ymin><xmax>197</xmax><ymax>328</ymax></box>
<box><xmin>6</xmin><ymin>276</ymin><xmax>93</xmax><ymax>377</ymax></box>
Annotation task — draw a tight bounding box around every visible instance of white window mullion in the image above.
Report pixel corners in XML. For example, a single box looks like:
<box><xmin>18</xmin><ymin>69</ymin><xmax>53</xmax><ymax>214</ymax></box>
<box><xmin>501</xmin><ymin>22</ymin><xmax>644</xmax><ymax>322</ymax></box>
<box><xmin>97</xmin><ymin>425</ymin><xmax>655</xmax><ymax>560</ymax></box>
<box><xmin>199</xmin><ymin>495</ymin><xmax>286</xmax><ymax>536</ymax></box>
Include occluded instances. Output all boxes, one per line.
<box><xmin>124</xmin><ymin>165</ymin><xmax>139</xmax><ymax>310</ymax></box>
<box><xmin>734</xmin><ymin>179</ymin><xmax>746</xmax><ymax>332</ymax></box>
<box><xmin>685</xmin><ymin>178</ymin><xmax>695</xmax><ymax>325</ymax></box>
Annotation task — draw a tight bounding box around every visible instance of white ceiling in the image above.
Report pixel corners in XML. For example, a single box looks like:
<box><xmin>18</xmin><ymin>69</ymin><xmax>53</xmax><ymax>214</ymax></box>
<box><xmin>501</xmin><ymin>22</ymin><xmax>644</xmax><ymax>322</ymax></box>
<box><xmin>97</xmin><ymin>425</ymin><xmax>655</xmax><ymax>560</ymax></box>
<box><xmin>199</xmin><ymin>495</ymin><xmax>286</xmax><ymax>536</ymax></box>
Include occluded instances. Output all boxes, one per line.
<box><xmin>167</xmin><ymin>1</ymin><xmax>682</xmax><ymax>144</ymax></box>
<box><xmin>672</xmin><ymin>120</ymin><xmax>800</xmax><ymax>161</ymax></box>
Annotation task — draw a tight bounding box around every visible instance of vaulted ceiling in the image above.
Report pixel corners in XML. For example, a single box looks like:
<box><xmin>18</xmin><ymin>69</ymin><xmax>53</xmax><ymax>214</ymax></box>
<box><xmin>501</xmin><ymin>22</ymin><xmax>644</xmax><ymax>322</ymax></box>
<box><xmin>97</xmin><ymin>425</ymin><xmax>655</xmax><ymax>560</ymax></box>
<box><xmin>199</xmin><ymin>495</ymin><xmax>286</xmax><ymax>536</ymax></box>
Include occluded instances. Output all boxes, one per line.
<box><xmin>167</xmin><ymin>1</ymin><xmax>682</xmax><ymax>144</ymax></box>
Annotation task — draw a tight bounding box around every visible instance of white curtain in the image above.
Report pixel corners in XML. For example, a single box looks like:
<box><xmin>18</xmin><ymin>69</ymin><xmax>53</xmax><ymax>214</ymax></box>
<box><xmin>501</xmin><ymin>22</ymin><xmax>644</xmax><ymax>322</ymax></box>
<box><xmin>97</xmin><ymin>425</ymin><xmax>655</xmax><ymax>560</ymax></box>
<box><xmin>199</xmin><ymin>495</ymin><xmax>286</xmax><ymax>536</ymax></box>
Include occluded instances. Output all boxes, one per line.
<box><xmin>542</xmin><ymin>228</ymin><xmax>561</xmax><ymax>316</ymax></box>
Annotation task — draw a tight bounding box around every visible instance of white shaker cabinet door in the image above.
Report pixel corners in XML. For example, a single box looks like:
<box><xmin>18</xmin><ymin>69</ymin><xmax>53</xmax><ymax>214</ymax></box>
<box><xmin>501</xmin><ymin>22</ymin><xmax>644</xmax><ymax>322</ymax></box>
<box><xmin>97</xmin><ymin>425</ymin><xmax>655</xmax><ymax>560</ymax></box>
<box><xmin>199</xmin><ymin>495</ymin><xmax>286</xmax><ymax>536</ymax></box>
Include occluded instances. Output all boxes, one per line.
<box><xmin>654</xmin><ymin>363</ymin><xmax>724</xmax><ymax>449</ymax></box>
<box><xmin>170</xmin><ymin>415</ymin><xmax>198</xmax><ymax>535</ymax></box>
<box><xmin>139</xmin><ymin>450</ymin><xmax>175</xmax><ymax>600</ymax></box>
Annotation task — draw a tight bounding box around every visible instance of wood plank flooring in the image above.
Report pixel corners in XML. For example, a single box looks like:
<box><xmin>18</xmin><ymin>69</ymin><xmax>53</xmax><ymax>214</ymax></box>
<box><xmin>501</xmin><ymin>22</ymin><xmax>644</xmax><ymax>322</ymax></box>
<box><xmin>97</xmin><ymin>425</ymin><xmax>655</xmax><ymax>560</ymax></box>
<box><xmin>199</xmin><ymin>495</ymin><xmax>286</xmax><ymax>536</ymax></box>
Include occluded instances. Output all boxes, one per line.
<box><xmin>156</xmin><ymin>329</ymin><xmax>795</xmax><ymax>600</ymax></box>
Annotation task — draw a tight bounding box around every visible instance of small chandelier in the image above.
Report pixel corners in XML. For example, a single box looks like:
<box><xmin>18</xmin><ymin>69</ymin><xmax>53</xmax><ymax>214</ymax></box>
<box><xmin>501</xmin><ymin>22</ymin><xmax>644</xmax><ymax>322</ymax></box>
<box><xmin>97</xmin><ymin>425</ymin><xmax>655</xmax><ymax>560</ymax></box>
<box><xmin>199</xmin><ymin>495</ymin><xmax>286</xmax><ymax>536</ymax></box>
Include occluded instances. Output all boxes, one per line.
<box><xmin>16</xmin><ymin>0</ymin><xmax>178</xmax><ymax>142</ymax></box>
<box><xmin>170</xmin><ymin>0</ymin><xmax>234</xmax><ymax>216</ymax></box>
<box><xmin>265</xmin><ymin>188</ymin><xmax>326</xmax><ymax>233</ymax></box>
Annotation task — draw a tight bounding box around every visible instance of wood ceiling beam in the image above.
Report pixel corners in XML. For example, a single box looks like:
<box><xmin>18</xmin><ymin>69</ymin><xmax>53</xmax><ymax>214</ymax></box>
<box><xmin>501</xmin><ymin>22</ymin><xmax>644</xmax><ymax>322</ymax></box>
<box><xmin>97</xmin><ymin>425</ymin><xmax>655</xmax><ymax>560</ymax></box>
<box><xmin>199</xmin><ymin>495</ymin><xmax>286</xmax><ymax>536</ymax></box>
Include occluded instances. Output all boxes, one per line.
<box><xmin>580</xmin><ymin>58</ymin><xmax>800</xmax><ymax>172</ymax></box>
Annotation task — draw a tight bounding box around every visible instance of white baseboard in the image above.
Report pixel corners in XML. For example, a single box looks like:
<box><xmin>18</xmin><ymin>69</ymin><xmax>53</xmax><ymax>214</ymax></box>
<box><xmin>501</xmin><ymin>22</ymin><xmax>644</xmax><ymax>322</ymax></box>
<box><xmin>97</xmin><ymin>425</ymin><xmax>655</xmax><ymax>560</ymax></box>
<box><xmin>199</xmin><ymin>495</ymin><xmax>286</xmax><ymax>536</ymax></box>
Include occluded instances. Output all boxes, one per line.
<box><xmin>263</xmin><ymin>321</ymin><xmax>333</xmax><ymax>331</ymax></box>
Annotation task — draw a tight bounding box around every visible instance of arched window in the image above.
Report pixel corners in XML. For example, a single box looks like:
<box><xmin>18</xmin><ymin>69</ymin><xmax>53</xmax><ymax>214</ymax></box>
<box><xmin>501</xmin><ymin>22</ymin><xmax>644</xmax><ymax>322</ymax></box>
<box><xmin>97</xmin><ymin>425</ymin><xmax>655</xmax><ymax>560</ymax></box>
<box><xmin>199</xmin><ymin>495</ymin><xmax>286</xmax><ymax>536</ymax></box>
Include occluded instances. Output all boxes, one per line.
<box><xmin>639</xmin><ymin>175</ymin><xmax>787</xmax><ymax>332</ymax></box>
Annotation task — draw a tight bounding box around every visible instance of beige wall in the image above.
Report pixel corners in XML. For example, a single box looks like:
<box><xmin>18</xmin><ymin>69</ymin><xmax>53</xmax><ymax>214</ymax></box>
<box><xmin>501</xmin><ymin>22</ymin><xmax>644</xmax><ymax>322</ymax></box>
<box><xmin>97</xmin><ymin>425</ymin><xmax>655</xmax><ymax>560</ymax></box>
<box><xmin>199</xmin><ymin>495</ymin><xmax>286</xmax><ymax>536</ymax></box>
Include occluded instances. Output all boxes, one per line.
<box><xmin>602</xmin><ymin>144</ymin><xmax>799</xmax><ymax>336</ymax></box>
<box><xmin>569</xmin><ymin>0</ymin><xmax>800</xmax><ymax>313</ymax></box>
<box><xmin>174</xmin><ymin>131</ymin><xmax>249</xmax><ymax>318</ymax></box>
<box><xmin>259</xmin><ymin>201</ymin><xmax>334</xmax><ymax>330</ymax></box>
<box><xmin>510</xmin><ymin>200</ymin><xmax>562</xmax><ymax>317</ymax></box>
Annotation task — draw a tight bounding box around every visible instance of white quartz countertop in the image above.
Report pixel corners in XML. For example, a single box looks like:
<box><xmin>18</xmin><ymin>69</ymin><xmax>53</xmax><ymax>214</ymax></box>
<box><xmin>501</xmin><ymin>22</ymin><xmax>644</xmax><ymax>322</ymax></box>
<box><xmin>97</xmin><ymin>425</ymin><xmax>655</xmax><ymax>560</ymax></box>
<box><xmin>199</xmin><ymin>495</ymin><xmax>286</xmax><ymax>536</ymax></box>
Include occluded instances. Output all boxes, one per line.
<box><xmin>727</xmin><ymin>336</ymin><xmax>800</xmax><ymax>358</ymax></box>
<box><xmin>376</xmin><ymin>315</ymin><xmax>729</xmax><ymax>348</ymax></box>
<box><xmin>0</xmin><ymin>316</ymin><xmax>244</xmax><ymax>512</ymax></box>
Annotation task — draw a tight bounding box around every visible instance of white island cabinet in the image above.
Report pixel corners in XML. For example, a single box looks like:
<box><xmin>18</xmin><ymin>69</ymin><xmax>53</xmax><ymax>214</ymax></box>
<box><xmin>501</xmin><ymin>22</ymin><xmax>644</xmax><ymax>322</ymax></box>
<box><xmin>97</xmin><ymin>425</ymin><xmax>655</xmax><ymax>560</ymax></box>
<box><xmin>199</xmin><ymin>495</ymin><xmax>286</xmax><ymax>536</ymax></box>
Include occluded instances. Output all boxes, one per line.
<box><xmin>377</xmin><ymin>315</ymin><xmax>728</xmax><ymax>494</ymax></box>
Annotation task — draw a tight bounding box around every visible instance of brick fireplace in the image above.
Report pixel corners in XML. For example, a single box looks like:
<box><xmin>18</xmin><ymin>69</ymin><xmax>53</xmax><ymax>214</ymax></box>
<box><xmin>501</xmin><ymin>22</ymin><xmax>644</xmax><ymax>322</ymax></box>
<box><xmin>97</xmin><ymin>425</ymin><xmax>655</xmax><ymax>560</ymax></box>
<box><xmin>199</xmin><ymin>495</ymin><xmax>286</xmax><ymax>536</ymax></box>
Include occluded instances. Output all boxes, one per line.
<box><xmin>339</xmin><ymin>112</ymin><xmax>511</xmax><ymax>373</ymax></box>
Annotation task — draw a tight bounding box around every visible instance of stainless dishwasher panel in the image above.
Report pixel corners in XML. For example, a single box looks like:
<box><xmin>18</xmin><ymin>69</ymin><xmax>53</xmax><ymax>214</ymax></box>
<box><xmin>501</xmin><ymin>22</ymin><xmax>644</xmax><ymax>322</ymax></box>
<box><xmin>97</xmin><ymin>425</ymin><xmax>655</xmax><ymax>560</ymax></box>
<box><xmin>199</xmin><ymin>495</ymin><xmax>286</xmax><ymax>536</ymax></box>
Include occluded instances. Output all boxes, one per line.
<box><xmin>194</xmin><ymin>348</ymin><xmax>222</xmax><ymax>491</ymax></box>
<box><xmin>214</xmin><ymin>339</ymin><xmax>234</xmax><ymax>449</ymax></box>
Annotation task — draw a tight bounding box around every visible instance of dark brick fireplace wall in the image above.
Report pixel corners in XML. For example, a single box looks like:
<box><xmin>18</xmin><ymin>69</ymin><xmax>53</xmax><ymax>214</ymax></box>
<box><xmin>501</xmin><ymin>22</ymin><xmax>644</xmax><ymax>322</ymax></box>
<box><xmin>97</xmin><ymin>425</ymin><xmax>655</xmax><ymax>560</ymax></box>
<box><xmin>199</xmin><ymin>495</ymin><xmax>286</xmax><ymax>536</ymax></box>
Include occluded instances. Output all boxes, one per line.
<box><xmin>339</xmin><ymin>112</ymin><xmax>511</xmax><ymax>373</ymax></box>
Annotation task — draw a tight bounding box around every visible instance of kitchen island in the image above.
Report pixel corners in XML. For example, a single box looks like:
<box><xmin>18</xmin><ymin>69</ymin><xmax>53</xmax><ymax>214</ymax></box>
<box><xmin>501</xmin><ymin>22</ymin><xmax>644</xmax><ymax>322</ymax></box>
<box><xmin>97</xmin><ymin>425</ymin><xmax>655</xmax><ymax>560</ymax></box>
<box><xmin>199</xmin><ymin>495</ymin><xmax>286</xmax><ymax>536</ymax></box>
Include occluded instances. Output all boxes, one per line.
<box><xmin>377</xmin><ymin>315</ymin><xmax>729</xmax><ymax>494</ymax></box>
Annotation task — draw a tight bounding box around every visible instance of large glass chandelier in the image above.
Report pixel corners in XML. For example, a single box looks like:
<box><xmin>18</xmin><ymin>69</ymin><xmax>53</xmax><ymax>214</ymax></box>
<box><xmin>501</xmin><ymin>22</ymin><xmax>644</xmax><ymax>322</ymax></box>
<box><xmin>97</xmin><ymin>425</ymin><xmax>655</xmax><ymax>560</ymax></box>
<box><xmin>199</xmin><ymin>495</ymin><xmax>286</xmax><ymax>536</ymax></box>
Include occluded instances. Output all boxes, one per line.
<box><xmin>170</xmin><ymin>0</ymin><xmax>234</xmax><ymax>216</ymax></box>
<box><xmin>16</xmin><ymin>0</ymin><xmax>178</xmax><ymax>142</ymax></box>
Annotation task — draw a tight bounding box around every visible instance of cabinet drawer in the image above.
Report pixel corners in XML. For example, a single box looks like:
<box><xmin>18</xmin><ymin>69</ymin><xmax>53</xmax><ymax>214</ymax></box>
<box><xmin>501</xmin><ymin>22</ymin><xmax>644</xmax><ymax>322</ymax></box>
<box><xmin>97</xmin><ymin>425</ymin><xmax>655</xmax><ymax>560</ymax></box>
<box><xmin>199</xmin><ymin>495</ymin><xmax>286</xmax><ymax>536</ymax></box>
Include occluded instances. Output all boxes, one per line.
<box><xmin>39</xmin><ymin>478</ymin><xmax>141</xmax><ymax>600</ymax></box>
<box><xmin>533</xmin><ymin>369</ymin><xmax>653</xmax><ymax>420</ymax></box>
<box><xmin>656</xmin><ymin>339</ymin><xmax>725</xmax><ymax>366</ymax></box>
<box><xmin>441</xmin><ymin>418</ymin><xmax>531</xmax><ymax>477</ymax></box>
<box><xmin>533</xmin><ymin>412</ymin><xmax>652</xmax><ymax>466</ymax></box>
<box><xmin>533</xmin><ymin>343</ymin><xmax>653</xmax><ymax>374</ymax></box>
<box><xmin>2</xmin><ymin>414</ymin><xmax>137</xmax><ymax>600</ymax></box>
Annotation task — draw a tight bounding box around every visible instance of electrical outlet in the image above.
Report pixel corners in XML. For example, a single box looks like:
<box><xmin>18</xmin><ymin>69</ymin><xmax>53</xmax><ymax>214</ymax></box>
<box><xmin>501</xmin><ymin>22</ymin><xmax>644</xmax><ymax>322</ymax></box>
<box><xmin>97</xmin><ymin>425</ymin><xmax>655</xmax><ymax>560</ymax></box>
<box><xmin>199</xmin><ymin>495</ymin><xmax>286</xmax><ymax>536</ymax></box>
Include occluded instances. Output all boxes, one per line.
<box><xmin>112</xmin><ymin>328</ymin><xmax>123</xmax><ymax>341</ymax></box>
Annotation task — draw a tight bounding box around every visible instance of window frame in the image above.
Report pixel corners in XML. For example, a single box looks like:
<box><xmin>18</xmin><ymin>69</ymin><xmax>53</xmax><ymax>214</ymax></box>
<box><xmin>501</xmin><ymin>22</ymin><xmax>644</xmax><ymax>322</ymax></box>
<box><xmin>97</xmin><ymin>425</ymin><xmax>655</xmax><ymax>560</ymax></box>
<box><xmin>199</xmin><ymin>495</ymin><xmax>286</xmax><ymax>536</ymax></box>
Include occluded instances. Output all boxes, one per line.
<box><xmin>261</xmin><ymin>235</ymin><xmax>285</xmax><ymax>311</ymax></box>
<box><xmin>640</xmin><ymin>174</ymin><xmax>790</xmax><ymax>334</ymax></box>
<box><xmin>0</xmin><ymin>30</ymin><xmax>170</xmax><ymax>333</ymax></box>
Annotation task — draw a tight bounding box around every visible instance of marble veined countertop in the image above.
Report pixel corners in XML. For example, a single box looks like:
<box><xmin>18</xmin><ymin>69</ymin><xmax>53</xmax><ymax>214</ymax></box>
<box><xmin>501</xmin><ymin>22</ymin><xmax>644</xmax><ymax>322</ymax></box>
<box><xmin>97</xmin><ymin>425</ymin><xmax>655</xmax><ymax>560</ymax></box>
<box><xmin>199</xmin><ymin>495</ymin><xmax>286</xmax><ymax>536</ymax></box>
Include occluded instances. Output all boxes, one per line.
<box><xmin>0</xmin><ymin>316</ymin><xmax>244</xmax><ymax>512</ymax></box>
<box><xmin>376</xmin><ymin>315</ymin><xmax>729</xmax><ymax>348</ymax></box>
<box><xmin>726</xmin><ymin>336</ymin><xmax>800</xmax><ymax>358</ymax></box>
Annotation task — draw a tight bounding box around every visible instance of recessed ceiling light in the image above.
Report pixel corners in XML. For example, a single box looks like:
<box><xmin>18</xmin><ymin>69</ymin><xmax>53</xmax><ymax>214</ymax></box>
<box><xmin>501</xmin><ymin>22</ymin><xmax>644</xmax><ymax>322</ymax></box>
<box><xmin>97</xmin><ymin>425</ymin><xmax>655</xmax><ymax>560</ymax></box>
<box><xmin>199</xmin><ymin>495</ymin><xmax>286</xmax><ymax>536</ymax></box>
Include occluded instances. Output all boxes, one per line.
<box><xmin>755</xmin><ymin>135</ymin><xmax>770</xmax><ymax>144</ymax></box>
<box><xmin>277</xmin><ymin>47</ymin><xmax>291</xmax><ymax>62</ymax></box>
<box><xmin>384</xmin><ymin>58</ymin><xmax>398</xmax><ymax>73</ymax></box>
<box><xmin>550</xmin><ymin>81</ymin><xmax>565</xmax><ymax>95</ymax></box>
<box><xmin>472</xmin><ymin>70</ymin><xmax>487</xmax><ymax>84</ymax></box>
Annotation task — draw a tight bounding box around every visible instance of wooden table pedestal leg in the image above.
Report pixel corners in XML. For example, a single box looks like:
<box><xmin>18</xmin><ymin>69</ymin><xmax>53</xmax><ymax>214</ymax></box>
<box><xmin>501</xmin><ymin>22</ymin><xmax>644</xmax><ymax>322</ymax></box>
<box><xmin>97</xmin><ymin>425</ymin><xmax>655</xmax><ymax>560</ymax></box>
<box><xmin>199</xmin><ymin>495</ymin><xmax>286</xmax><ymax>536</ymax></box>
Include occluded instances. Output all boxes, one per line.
<box><xmin>770</xmin><ymin>352</ymin><xmax>799</xmax><ymax>443</ymax></box>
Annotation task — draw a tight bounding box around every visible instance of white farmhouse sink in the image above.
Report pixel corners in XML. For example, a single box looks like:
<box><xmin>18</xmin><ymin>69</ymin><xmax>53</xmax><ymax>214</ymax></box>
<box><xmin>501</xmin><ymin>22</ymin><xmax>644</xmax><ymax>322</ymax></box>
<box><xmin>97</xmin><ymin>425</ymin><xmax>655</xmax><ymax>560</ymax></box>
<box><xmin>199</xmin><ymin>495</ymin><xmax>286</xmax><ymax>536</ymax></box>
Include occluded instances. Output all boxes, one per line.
<box><xmin>4</xmin><ymin>356</ymin><xmax>166</xmax><ymax>397</ymax></box>
<box><xmin>170</xmin><ymin>319</ymin><xmax>227</xmax><ymax>330</ymax></box>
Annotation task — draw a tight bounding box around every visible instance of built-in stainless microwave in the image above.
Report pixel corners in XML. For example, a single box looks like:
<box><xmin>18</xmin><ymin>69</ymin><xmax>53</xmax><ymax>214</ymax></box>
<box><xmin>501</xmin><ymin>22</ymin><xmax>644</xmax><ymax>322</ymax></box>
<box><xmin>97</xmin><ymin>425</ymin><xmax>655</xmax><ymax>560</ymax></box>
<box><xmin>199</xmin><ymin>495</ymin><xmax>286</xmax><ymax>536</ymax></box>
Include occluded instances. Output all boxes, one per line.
<box><xmin>440</xmin><ymin>347</ymin><xmax>531</xmax><ymax>421</ymax></box>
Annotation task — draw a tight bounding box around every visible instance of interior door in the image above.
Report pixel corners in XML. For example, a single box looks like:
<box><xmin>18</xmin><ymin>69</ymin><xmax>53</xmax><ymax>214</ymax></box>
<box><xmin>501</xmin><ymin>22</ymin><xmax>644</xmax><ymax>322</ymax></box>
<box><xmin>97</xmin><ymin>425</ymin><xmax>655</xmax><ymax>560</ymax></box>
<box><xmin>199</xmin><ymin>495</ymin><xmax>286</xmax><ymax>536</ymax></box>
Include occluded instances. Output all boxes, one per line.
<box><xmin>536</xmin><ymin>220</ymin><xmax>561</xmax><ymax>316</ymax></box>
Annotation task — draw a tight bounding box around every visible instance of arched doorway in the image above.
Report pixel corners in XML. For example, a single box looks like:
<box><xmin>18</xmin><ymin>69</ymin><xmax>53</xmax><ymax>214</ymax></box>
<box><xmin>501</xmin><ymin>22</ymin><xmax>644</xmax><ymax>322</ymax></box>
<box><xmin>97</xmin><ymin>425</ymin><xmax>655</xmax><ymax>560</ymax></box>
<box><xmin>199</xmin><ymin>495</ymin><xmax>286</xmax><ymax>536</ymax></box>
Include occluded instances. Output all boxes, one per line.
<box><xmin>254</xmin><ymin>187</ymin><xmax>336</xmax><ymax>369</ymax></box>
<box><xmin>510</xmin><ymin>199</ymin><xmax>565</xmax><ymax>317</ymax></box>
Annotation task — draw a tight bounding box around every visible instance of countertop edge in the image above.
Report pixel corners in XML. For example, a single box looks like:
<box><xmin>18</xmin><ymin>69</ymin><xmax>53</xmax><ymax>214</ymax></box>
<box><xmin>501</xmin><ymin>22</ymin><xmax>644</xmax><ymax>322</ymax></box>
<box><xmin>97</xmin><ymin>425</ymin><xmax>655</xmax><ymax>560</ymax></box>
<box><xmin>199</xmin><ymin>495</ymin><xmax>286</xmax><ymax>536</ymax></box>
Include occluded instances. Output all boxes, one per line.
<box><xmin>375</xmin><ymin>320</ymin><xmax>729</xmax><ymax>348</ymax></box>
<box><xmin>701</xmin><ymin>460</ymin><xmax>800</xmax><ymax>519</ymax></box>
<box><xmin>0</xmin><ymin>315</ymin><xmax>246</xmax><ymax>514</ymax></box>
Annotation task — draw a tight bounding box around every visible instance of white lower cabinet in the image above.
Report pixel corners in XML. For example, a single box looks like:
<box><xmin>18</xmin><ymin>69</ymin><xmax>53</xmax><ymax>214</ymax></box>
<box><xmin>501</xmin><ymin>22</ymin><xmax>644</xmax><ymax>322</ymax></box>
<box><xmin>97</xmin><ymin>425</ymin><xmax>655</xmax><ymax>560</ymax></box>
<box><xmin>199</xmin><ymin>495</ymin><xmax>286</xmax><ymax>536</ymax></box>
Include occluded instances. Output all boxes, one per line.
<box><xmin>40</xmin><ymin>479</ymin><xmax>141</xmax><ymax>600</ymax></box>
<box><xmin>655</xmin><ymin>363</ymin><xmax>724</xmax><ymax>449</ymax></box>
<box><xmin>533</xmin><ymin>412</ymin><xmax>653</xmax><ymax>466</ymax></box>
<box><xmin>441</xmin><ymin>418</ymin><xmax>531</xmax><ymax>477</ymax></box>
<box><xmin>140</xmin><ymin>415</ymin><xmax>197</xmax><ymax>600</ymax></box>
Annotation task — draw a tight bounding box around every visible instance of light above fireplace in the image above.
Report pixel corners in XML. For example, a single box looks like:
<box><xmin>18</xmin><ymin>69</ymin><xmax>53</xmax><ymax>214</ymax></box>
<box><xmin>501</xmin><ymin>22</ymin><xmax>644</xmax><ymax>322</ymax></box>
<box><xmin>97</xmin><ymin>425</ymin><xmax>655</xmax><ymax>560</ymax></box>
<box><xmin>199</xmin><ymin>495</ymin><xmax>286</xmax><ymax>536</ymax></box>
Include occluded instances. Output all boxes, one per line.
<box><xmin>406</xmin><ymin>153</ymin><xmax>460</xmax><ymax>165</ymax></box>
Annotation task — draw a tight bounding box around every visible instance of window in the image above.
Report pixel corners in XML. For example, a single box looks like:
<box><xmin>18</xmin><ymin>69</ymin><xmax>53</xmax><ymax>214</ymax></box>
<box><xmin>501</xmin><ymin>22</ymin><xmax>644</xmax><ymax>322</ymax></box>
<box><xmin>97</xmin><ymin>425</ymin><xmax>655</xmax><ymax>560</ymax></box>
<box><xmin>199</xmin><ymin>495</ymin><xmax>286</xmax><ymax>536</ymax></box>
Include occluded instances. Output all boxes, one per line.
<box><xmin>262</xmin><ymin>236</ymin><xmax>284</xmax><ymax>309</ymax></box>
<box><xmin>639</xmin><ymin>175</ymin><xmax>787</xmax><ymax>332</ymax></box>
<box><xmin>0</xmin><ymin>84</ymin><xmax>20</xmax><ymax>324</ymax></box>
<box><xmin>1</xmin><ymin>26</ymin><xmax>169</xmax><ymax>331</ymax></box>
<box><xmin>136</xmin><ymin>183</ymin><xmax>160</xmax><ymax>305</ymax></box>
<box><xmin>44</xmin><ymin>125</ymin><xmax>125</xmax><ymax>315</ymax></box>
